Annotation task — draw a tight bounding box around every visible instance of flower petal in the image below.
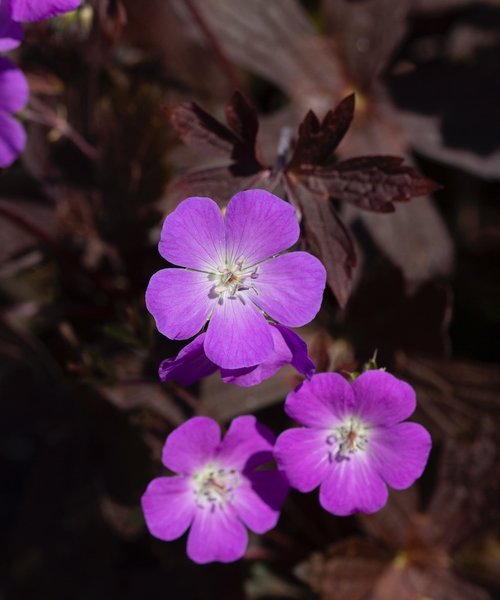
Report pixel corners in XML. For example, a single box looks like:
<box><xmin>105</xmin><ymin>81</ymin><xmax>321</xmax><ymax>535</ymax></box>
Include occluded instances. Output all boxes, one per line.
<box><xmin>158</xmin><ymin>333</ymin><xmax>218</xmax><ymax>385</ymax></box>
<box><xmin>204</xmin><ymin>294</ymin><xmax>274</xmax><ymax>369</ymax></box>
<box><xmin>145</xmin><ymin>268</ymin><xmax>215</xmax><ymax>340</ymax></box>
<box><xmin>225</xmin><ymin>190</ymin><xmax>299</xmax><ymax>265</ymax></box>
<box><xmin>319</xmin><ymin>454</ymin><xmax>388</xmax><ymax>516</ymax></box>
<box><xmin>352</xmin><ymin>370</ymin><xmax>416</xmax><ymax>426</ymax></box>
<box><xmin>369</xmin><ymin>422</ymin><xmax>432</xmax><ymax>489</ymax></box>
<box><xmin>252</xmin><ymin>252</ymin><xmax>326</xmax><ymax>327</ymax></box>
<box><xmin>218</xmin><ymin>415</ymin><xmax>274</xmax><ymax>471</ymax></box>
<box><xmin>220</xmin><ymin>325</ymin><xmax>314</xmax><ymax>386</ymax></box>
<box><xmin>284</xmin><ymin>373</ymin><xmax>355</xmax><ymax>428</ymax></box>
<box><xmin>220</xmin><ymin>364</ymin><xmax>272</xmax><ymax>387</ymax></box>
<box><xmin>234</xmin><ymin>470</ymin><xmax>289</xmax><ymax>534</ymax></box>
<box><xmin>162</xmin><ymin>417</ymin><xmax>221</xmax><ymax>475</ymax></box>
<box><xmin>187</xmin><ymin>505</ymin><xmax>248</xmax><ymax>564</ymax></box>
<box><xmin>141</xmin><ymin>476</ymin><xmax>195</xmax><ymax>541</ymax></box>
<box><xmin>273</xmin><ymin>428</ymin><xmax>331</xmax><ymax>492</ymax></box>
<box><xmin>0</xmin><ymin>58</ymin><xmax>29</xmax><ymax>112</ymax></box>
<box><xmin>158</xmin><ymin>196</ymin><xmax>225</xmax><ymax>270</ymax></box>
<box><xmin>0</xmin><ymin>6</ymin><xmax>23</xmax><ymax>51</ymax></box>
<box><xmin>275</xmin><ymin>325</ymin><xmax>315</xmax><ymax>379</ymax></box>
<box><xmin>9</xmin><ymin>0</ymin><xmax>81</xmax><ymax>22</ymax></box>
<box><xmin>219</xmin><ymin>324</ymin><xmax>289</xmax><ymax>386</ymax></box>
<box><xmin>0</xmin><ymin>110</ymin><xmax>26</xmax><ymax>168</ymax></box>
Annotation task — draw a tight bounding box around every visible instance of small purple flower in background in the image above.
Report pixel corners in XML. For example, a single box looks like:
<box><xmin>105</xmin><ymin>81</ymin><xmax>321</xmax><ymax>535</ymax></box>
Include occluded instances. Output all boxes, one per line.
<box><xmin>159</xmin><ymin>324</ymin><xmax>315</xmax><ymax>387</ymax></box>
<box><xmin>142</xmin><ymin>415</ymin><xmax>289</xmax><ymax>564</ymax></box>
<box><xmin>0</xmin><ymin>0</ymin><xmax>81</xmax><ymax>43</ymax></box>
<box><xmin>146</xmin><ymin>189</ymin><xmax>326</xmax><ymax>370</ymax></box>
<box><xmin>0</xmin><ymin>57</ymin><xmax>28</xmax><ymax>167</ymax></box>
<box><xmin>274</xmin><ymin>370</ymin><xmax>431</xmax><ymax>516</ymax></box>
<box><xmin>0</xmin><ymin>0</ymin><xmax>81</xmax><ymax>166</ymax></box>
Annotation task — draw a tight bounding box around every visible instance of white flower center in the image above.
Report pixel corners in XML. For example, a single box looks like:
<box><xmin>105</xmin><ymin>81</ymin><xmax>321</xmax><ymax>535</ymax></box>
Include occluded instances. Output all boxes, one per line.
<box><xmin>211</xmin><ymin>257</ymin><xmax>259</xmax><ymax>298</ymax></box>
<box><xmin>191</xmin><ymin>463</ymin><xmax>241</xmax><ymax>510</ymax></box>
<box><xmin>326</xmin><ymin>416</ymin><xmax>370</xmax><ymax>462</ymax></box>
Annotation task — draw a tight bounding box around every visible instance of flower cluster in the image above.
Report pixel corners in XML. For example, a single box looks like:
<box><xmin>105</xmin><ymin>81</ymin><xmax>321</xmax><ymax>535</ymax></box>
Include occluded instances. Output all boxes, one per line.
<box><xmin>142</xmin><ymin>189</ymin><xmax>432</xmax><ymax>563</ymax></box>
<box><xmin>0</xmin><ymin>0</ymin><xmax>81</xmax><ymax>167</ymax></box>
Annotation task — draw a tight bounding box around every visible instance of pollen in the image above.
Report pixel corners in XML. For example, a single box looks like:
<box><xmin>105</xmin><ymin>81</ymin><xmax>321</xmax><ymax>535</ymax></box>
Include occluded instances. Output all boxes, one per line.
<box><xmin>212</xmin><ymin>258</ymin><xmax>259</xmax><ymax>298</ymax></box>
<box><xmin>192</xmin><ymin>463</ymin><xmax>241</xmax><ymax>510</ymax></box>
<box><xmin>326</xmin><ymin>416</ymin><xmax>370</xmax><ymax>462</ymax></box>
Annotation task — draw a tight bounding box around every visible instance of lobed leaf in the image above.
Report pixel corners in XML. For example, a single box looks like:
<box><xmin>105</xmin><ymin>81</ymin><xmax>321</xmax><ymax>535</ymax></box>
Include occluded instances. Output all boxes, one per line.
<box><xmin>165</xmin><ymin>166</ymin><xmax>269</xmax><ymax>210</ymax></box>
<box><xmin>224</xmin><ymin>90</ymin><xmax>259</xmax><ymax>152</ymax></box>
<box><xmin>298</xmin><ymin>156</ymin><xmax>441</xmax><ymax>213</ymax></box>
<box><xmin>288</xmin><ymin>94</ymin><xmax>355</xmax><ymax>169</ymax></box>
<box><xmin>167</xmin><ymin>101</ymin><xmax>240</xmax><ymax>157</ymax></box>
<box><xmin>291</xmin><ymin>182</ymin><xmax>356</xmax><ymax>308</ymax></box>
<box><xmin>168</xmin><ymin>93</ymin><xmax>263</xmax><ymax>174</ymax></box>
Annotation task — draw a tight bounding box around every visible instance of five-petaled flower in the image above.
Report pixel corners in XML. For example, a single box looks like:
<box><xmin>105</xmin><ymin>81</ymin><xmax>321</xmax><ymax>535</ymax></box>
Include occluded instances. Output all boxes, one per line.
<box><xmin>146</xmin><ymin>190</ymin><xmax>326</xmax><ymax>370</ymax></box>
<box><xmin>141</xmin><ymin>415</ymin><xmax>289</xmax><ymax>564</ymax></box>
<box><xmin>274</xmin><ymin>370</ymin><xmax>432</xmax><ymax>516</ymax></box>
<box><xmin>158</xmin><ymin>324</ymin><xmax>315</xmax><ymax>387</ymax></box>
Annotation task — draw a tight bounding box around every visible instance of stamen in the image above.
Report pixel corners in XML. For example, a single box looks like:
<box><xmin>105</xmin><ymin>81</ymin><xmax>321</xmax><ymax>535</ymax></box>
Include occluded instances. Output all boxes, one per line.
<box><xmin>192</xmin><ymin>463</ymin><xmax>241</xmax><ymax>510</ymax></box>
<box><xmin>212</xmin><ymin>259</ymin><xmax>259</xmax><ymax>298</ymax></box>
<box><xmin>327</xmin><ymin>417</ymin><xmax>370</xmax><ymax>462</ymax></box>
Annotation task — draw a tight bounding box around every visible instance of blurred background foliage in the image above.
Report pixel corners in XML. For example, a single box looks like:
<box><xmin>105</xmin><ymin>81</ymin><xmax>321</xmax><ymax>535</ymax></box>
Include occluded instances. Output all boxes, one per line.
<box><xmin>1</xmin><ymin>0</ymin><xmax>499</xmax><ymax>598</ymax></box>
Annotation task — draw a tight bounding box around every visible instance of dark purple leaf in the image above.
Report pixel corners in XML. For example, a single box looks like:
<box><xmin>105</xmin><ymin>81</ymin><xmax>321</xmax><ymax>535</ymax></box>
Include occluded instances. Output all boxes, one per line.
<box><xmin>224</xmin><ymin>90</ymin><xmax>259</xmax><ymax>151</ymax></box>
<box><xmin>291</xmin><ymin>182</ymin><xmax>356</xmax><ymax>308</ymax></box>
<box><xmin>168</xmin><ymin>94</ymin><xmax>263</xmax><ymax>174</ymax></box>
<box><xmin>288</xmin><ymin>94</ymin><xmax>355</xmax><ymax>169</ymax></box>
<box><xmin>165</xmin><ymin>166</ymin><xmax>270</xmax><ymax>210</ymax></box>
<box><xmin>167</xmin><ymin>101</ymin><xmax>240</xmax><ymax>157</ymax></box>
<box><xmin>299</xmin><ymin>156</ymin><xmax>441</xmax><ymax>212</ymax></box>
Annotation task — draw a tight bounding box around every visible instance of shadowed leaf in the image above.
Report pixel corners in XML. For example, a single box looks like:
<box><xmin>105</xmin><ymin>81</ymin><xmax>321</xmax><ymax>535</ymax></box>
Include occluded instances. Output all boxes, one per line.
<box><xmin>167</xmin><ymin>101</ymin><xmax>240</xmax><ymax>157</ymax></box>
<box><xmin>299</xmin><ymin>156</ymin><xmax>441</xmax><ymax>213</ymax></box>
<box><xmin>296</xmin><ymin>538</ymin><xmax>391</xmax><ymax>600</ymax></box>
<box><xmin>224</xmin><ymin>90</ymin><xmax>259</xmax><ymax>152</ymax></box>
<box><xmin>165</xmin><ymin>166</ymin><xmax>269</xmax><ymax>210</ymax></box>
<box><xmin>190</xmin><ymin>0</ymin><xmax>344</xmax><ymax>112</ymax></box>
<box><xmin>167</xmin><ymin>94</ymin><xmax>264</xmax><ymax>181</ymax></box>
<box><xmin>293</xmin><ymin>183</ymin><xmax>356</xmax><ymax>308</ymax></box>
<box><xmin>288</xmin><ymin>95</ymin><xmax>355</xmax><ymax>168</ymax></box>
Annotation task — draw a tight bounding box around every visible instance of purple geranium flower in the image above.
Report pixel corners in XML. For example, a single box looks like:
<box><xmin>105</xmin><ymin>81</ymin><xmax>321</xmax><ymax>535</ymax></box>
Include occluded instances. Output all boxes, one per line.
<box><xmin>0</xmin><ymin>57</ymin><xmax>28</xmax><ymax>167</ymax></box>
<box><xmin>142</xmin><ymin>415</ymin><xmax>289</xmax><ymax>564</ymax></box>
<box><xmin>0</xmin><ymin>0</ymin><xmax>81</xmax><ymax>50</ymax></box>
<box><xmin>146</xmin><ymin>190</ymin><xmax>326</xmax><ymax>370</ymax></box>
<box><xmin>0</xmin><ymin>0</ymin><xmax>81</xmax><ymax>166</ymax></box>
<box><xmin>274</xmin><ymin>370</ymin><xmax>432</xmax><ymax>516</ymax></box>
<box><xmin>159</xmin><ymin>324</ymin><xmax>315</xmax><ymax>387</ymax></box>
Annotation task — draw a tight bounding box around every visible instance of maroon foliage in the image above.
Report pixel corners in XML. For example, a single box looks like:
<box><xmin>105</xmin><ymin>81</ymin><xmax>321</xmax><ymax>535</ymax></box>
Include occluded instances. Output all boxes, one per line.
<box><xmin>166</xmin><ymin>92</ymin><xmax>438</xmax><ymax>308</ymax></box>
<box><xmin>288</xmin><ymin>94</ymin><xmax>355</xmax><ymax>168</ymax></box>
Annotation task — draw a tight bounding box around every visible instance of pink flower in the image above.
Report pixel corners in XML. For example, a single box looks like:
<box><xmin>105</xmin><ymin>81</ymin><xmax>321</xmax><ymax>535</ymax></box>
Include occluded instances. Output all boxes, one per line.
<box><xmin>142</xmin><ymin>416</ymin><xmax>289</xmax><ymax>564</ymax></box>
<box><xmin>274</xmin><ymin>370</ymin><xmax>432</xmax><ymax>516</ymax></box>
<box><xmin>158</xmin><ymin>324</ymin><xmax>315</xmax><ymax>387</ymax></box>
<box><xmin>146</xmin><ymin>190</ymin><xmax>326</xmax><ymax>370</ymax></box>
